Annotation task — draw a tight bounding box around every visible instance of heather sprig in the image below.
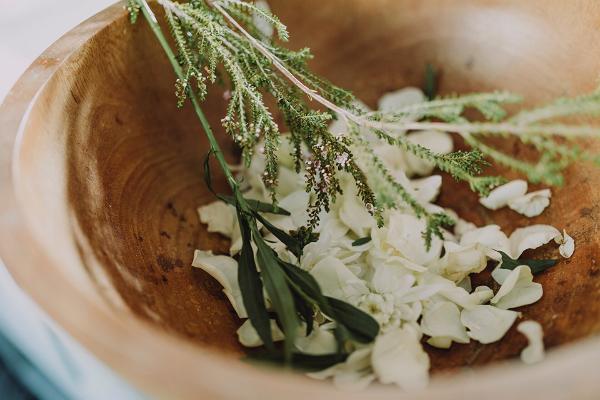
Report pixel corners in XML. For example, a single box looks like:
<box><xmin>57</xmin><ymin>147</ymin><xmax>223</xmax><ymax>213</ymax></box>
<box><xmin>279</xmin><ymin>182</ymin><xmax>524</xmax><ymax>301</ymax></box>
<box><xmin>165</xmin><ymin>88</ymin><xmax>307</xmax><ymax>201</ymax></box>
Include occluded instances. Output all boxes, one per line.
<box><xmin>131</xmin><ymin>0</ymin><xmax>600</xmax><ymax>364</ymax></box>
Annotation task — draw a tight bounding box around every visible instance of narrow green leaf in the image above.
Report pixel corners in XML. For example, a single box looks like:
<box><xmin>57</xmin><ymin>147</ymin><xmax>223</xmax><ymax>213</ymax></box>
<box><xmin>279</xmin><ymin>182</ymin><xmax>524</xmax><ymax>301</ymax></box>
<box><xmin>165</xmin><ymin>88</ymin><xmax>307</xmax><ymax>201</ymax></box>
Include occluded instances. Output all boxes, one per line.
<box><xmin>352</xmin><ymin>236</ymin><xmax>371</xmax><ymax>246</ymax></box>
<box><xmin>236</xmin><ymin>212</ymin><xmax>274</xmax><ymax>350</ymax></box>
<box><xmin>253</xmin><ymin>212</ymin><xmax>303</xmax><ymax>258</ymax></box>
<box><xmin>203</xmin><ymin>149</ymin><xmax>216</xmax><ymax>195</ymax></box>
<box><xmin>497</xmin><ymin>250</ymin><xmax>558</xmax><ymax>275</ymax></box>
<box><xmin>248</xmin><ymin>351</ymin><xmax>348</xmax><ymax>371</ymax></box>
<box><xmin>424</xmin><ymin>63</ymin><xmax>438</xmax><ymax>100</ymax></box>
<box><xmin>253</xmin><ymin>233</ymin><xmax>300</xmax><ymax>361</ymax></box>
<box><xmin>292</xmin><ymin>291</ymin><xmax>314</xmax><ymax>336</ymax></box>
<box><xmin>326</xmin><ymin>297</ymin><xmax>379</xmax><ymax>343</ymax></box>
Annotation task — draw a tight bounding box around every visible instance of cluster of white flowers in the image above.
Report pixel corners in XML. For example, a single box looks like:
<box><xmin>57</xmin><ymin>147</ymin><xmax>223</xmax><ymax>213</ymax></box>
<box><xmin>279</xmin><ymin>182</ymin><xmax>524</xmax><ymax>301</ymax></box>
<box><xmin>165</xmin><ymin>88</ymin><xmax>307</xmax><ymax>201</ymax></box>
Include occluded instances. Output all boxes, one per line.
<box><xmin>193</xmin><ymin>87</ymin><xmax>575</xmax><ymax>390</ymax></box>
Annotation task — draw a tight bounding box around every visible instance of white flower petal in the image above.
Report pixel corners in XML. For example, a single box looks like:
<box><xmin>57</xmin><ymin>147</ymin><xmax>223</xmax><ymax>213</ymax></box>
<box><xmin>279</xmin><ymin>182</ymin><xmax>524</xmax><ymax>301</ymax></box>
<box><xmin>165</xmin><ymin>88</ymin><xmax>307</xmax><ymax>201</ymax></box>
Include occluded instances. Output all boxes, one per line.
<box><xmin>508</xmin><ymin>189</ymin><xmax>551</xmax><ymax>217</ymax></box>
<box><xmin>378</xmin><ymin>87</ymin><xmax>426</xmax><ymax>113</ymax></box>
<box><xmin>309</xmin><ymin>347</ymin><xmax>375</xmax><ymax>391</ymax></box>
<box><xmin>436</xmin><ymin>242</ymin><xmax>488</xmax><ymax>283</ymax></box>
<box><xmin>491</xmin><ymin>266</ymin><xmax>512</xmax><ymax>285</ymax></box>
<box><xmin>440</xmin><ymin>285</ymin><xmax>494</xmax><ymax>309</ymax></box>
<box><xmin>411</xmin><ymin>175</ymin><xmax>443</xmax><ymax>203</ymax></box>
<box><xmin>509</xmin><ymin>224</ymin><xmax>560</xmax><ymax>258</ymax></box>
<box><xmin>237</xmin><ymin>319</ymin><xmax>284</xmax><ymax>347</ymax></box>
<box><xmin>491</xmin><ymin>265</ymin><xmax>543</xmax><ymax>310</ymax></box>
<box><xmin>371</xmin><ymin>326</ymin><xmax>430</xmax><ymax>390</ymax></box>
<box><xmin>267</xmin><ymin>190</ymin><xmax>310</xmax><ymax>231</ymax></box>
<box><xmin>338</xmin><ymin>183</ymin><xmax>375</xmax><ymax>237</ymax></box>
<box><xmin>517</xmin><ymin>320</ymin><xmax>545</xmax><ymax>364</ymax></box>
<box><xmin>310</xmin><ymin>256</ymin><xmax>369</xmax><ymax>303</ymax></box>
<box><xmin>198</xmin><ymin>201</ymin><xmax>235</xmax><ymax>237</ymax></box>
<box><xmin>252</xmin><ymin>0</ymin><xmax>274</xmax><ymax>38</ymax></box>
<box><xmin>371</xmin><ymin>264</ymin><xmax>415</xmax><ymax>295</ymax></box>
<box><xmin>479</xmin><ymin>180</ymin><xmax>528</xmax><ymax>210</ymax></box>
<box><xmin>192</xmin><ymin>250</ymin><xmax>247</xmax><ymax>318</ymax></box>
<box><xmin>386</xmin><ymin>212</ymin><xmax>442</xmax><ymax>266</ymax></box>
<box><xmin>295</xmin><ymin>325</ymin><xmax>338</xmax><ymax>355</ymax></box>
<box><xmin>373</xmin><ymin>145</ymin><xmax>411</xmax><ymax>179</ymax></box>
<box><xmin>556</xmin><ymin>230</ymin><xmax>575</xmax><ymax>258</ymax></box>
<box><xmin>421</xmin><ymin>301</ymin><xmax>469</xmax><ymax>344</ymax></box>
<box><xmin>426</xmin><ymin>336</ymin><xmax>454</xmax><ymax>349</ymax></box>
<box><xmin>460</xmin><ymin>224</ymin><xmax>510</xmax><ymax>261</ymax></box>
<box><xmin>404</xmin><ymin>131</ymin><xmax>454</xmax><ymax>177</ymax></box>
<box><xmin>461</xmin><ymin>305</ymin><xmax>519</xmax><ymax>344</ymax></box>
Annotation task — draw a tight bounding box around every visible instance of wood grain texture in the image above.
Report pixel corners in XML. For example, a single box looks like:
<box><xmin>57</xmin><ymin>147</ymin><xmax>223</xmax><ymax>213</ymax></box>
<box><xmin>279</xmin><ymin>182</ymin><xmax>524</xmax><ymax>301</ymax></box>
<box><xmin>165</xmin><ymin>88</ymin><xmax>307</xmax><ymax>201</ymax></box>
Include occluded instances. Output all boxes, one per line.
<box><xmin>1</xmin><ymin>1</ymin><xmax>600</xmax><ymax>399</ymax></box>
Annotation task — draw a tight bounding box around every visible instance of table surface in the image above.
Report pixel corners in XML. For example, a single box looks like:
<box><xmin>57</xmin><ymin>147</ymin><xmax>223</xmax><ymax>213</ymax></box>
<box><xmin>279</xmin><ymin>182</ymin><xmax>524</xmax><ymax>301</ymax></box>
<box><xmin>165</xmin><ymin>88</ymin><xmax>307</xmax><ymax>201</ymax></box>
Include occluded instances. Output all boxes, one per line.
<box><xmin>0</xmin><ymin>1</ymin><xmax>145</xmax><ymax>399</ymax></box>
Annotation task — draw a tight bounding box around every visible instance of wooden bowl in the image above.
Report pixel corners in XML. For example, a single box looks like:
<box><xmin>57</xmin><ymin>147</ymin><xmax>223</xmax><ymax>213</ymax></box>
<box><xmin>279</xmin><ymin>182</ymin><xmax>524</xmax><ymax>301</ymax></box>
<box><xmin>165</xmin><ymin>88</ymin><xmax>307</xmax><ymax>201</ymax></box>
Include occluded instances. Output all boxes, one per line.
<box><xmin>2</xmin><ymin>1</ymin><xmax>600</xmax><ymax>398</ymax></box>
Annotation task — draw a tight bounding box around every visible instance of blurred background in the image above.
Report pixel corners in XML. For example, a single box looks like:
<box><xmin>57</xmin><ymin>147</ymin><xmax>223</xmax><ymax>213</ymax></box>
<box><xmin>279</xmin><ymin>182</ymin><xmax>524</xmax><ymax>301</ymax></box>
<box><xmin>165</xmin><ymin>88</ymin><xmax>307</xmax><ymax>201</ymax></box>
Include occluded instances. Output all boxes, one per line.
<box><xmin>1</xmin><ymin>1</ymin><xmax>144</xmax><ymax>398</ymax></box>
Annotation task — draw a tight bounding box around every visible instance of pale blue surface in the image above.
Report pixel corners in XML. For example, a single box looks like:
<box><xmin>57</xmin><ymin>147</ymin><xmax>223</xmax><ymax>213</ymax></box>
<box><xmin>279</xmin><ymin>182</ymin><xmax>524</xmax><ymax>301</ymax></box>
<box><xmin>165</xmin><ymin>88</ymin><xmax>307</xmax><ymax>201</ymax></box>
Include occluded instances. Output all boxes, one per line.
<box><xmin>0</xmin><ymin>262</ymin><xmax>146</xmax><ymax>400</ymax></box>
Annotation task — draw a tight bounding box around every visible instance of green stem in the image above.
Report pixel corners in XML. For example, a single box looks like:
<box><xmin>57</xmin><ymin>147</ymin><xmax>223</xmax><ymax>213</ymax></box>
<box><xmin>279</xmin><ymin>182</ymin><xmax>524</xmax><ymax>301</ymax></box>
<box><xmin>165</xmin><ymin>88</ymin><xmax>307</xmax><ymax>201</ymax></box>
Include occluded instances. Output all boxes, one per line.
<box><xmin>138</xmin><ymin>0</ymin><xmax>238</xmax><ymax>190</ymax></box>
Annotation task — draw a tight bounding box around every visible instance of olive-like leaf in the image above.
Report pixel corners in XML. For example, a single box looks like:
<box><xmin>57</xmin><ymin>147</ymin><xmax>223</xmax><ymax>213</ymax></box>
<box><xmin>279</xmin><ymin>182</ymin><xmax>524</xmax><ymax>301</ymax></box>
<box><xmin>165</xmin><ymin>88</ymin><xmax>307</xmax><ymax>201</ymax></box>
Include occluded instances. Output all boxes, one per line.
<box><xmin>352</xmin><ymin>236</ymin><xmax>371</xmax><ymax>246</ymax></box>
<box><xmin>248</xmin><ymin>351</ymin><xmax>348</xmax><ymax>371</ymax></box>
<box><xmin>326</xmin><ymin>297</ymin><xmax>379</xmax><ymax>343</ymax></box>
<box><xmin>237</xmin><ymin>211</ymin><xmax>274</xmax><ymax>350</ymax></box>
<box><xmin>253</xmin><ymin>212</ymin><xmax>303</xmax><ymax>257</ymax></box>
<box><xmin>497</xmin><ymin>250</ymin><xmax>558</xmax><ymax>275</ymax></box>
<box><xmin>254</xmin><ymin>233</ymin><xmax>300</xmax><ymax>361</ymax></box>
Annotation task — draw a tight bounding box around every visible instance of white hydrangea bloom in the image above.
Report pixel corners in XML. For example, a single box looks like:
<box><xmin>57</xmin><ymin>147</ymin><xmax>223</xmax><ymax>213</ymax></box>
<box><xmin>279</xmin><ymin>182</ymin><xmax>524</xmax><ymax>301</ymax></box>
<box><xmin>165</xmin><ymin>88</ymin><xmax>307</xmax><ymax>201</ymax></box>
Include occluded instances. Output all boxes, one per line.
<box><xmin>490</xmin><ymin>265</ymin><xmax>542</xmax><ymax>309</ymax></box>
<box><xmin>555</xmin><ymin>229</ymin><xmax>575</xmax><ymax>258</ymax></box>
<box><xmin>371</xmin><ymin>326</ymin><xmax>430</xmax><ymax>390</ymax></box>
<box><xmin>479</xmin><ymin>180</ymin><xmax>528</xmax><ymax>210</ymax></box>
<box><xmin>461</xmin><ymin>305</ymin><xmax>519</xmax><ymax>344</ymax></box>
<box><xmin>517</xmin><ymin>320</ymin><xmax>545</xmax><ymax>364</ymax></box>
<box><xmin>191</xmin><ymin>250</ymin><xmax>246</xmax><ymax>318</ymax></box>
<box><xmin>508</xmin><ymin>189</ymin><xmax>551</xmax><ymax>217</ymax></box>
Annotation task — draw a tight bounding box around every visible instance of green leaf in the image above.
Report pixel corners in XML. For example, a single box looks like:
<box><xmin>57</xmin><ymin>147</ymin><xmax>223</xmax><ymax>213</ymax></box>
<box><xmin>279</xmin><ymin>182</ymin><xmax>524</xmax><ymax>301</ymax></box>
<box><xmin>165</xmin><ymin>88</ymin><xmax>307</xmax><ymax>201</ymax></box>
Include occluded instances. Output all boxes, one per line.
<box><xmin>497</xmin><ymin>250</ymin><xmax>558</xmax><ymax>275</ymax></box>
<box><xmin>253</xmin><ymin>212</ymin><xmax>303</xmax><ymax>258</ymax></box>
<box><xmin>352</xmin><ymin>236</ymin><xmax>371</xmax><ymax>246</ymax></box>
<box><xmin>278</xmin><ymin>260</ymin><xmax>327</xmax><ymax>336</ymax></box>
<box><xmin>253</xmin><ymin>232</ymin><xmax>300</xmax><ymax>361</ymax></box>
<box><xmin>236</xmin><ymin>212</ymin><xmax>274</xmax><ymax>350</ymax></box>
<box><xmin>220</xmin><ymin>195</ymin><xmax>291</xmax><ymax>215</ymax></box>
<box><xmin>203</xmin><ymin>149</ymin><xmax>217</xmax><ymax>195</ymax></box>
<box><xmin>248</xmin><ymin>351</ymin><xmax>348</xmax><ymax>371</ymax></box>
<box><xmin>325</xmin><ymin>297</ymin><xmax>379</xmax><ymax>343</ymax></box>
<box><xmin>424</xmin><ymin>63</ymin><xmax>438</xmax><ymax>100</ymax></box>
<box><xmin>292</xmin><ymin>291</ymin><xmax>314</xmax><ymax>336</ymax></box>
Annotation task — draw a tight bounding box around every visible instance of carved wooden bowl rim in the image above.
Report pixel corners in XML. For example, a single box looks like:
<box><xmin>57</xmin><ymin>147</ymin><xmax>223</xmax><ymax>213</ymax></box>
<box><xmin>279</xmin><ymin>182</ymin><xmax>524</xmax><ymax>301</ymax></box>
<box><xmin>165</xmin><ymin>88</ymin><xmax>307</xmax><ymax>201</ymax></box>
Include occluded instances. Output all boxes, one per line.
<box><xmin>0</xmin><ymin>2</ymin><xmax>599</xmax><ymax>399</ymax></box>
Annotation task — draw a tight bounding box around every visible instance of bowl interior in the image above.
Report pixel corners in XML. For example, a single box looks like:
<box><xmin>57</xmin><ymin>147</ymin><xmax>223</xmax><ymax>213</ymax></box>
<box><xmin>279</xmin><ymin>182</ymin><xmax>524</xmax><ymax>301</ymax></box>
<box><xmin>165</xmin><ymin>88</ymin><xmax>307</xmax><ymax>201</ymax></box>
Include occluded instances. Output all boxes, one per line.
<box><xmin>12</xmin><ymin>0</ymin><xmax>600</xmax><ymax>375</ymax></box>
